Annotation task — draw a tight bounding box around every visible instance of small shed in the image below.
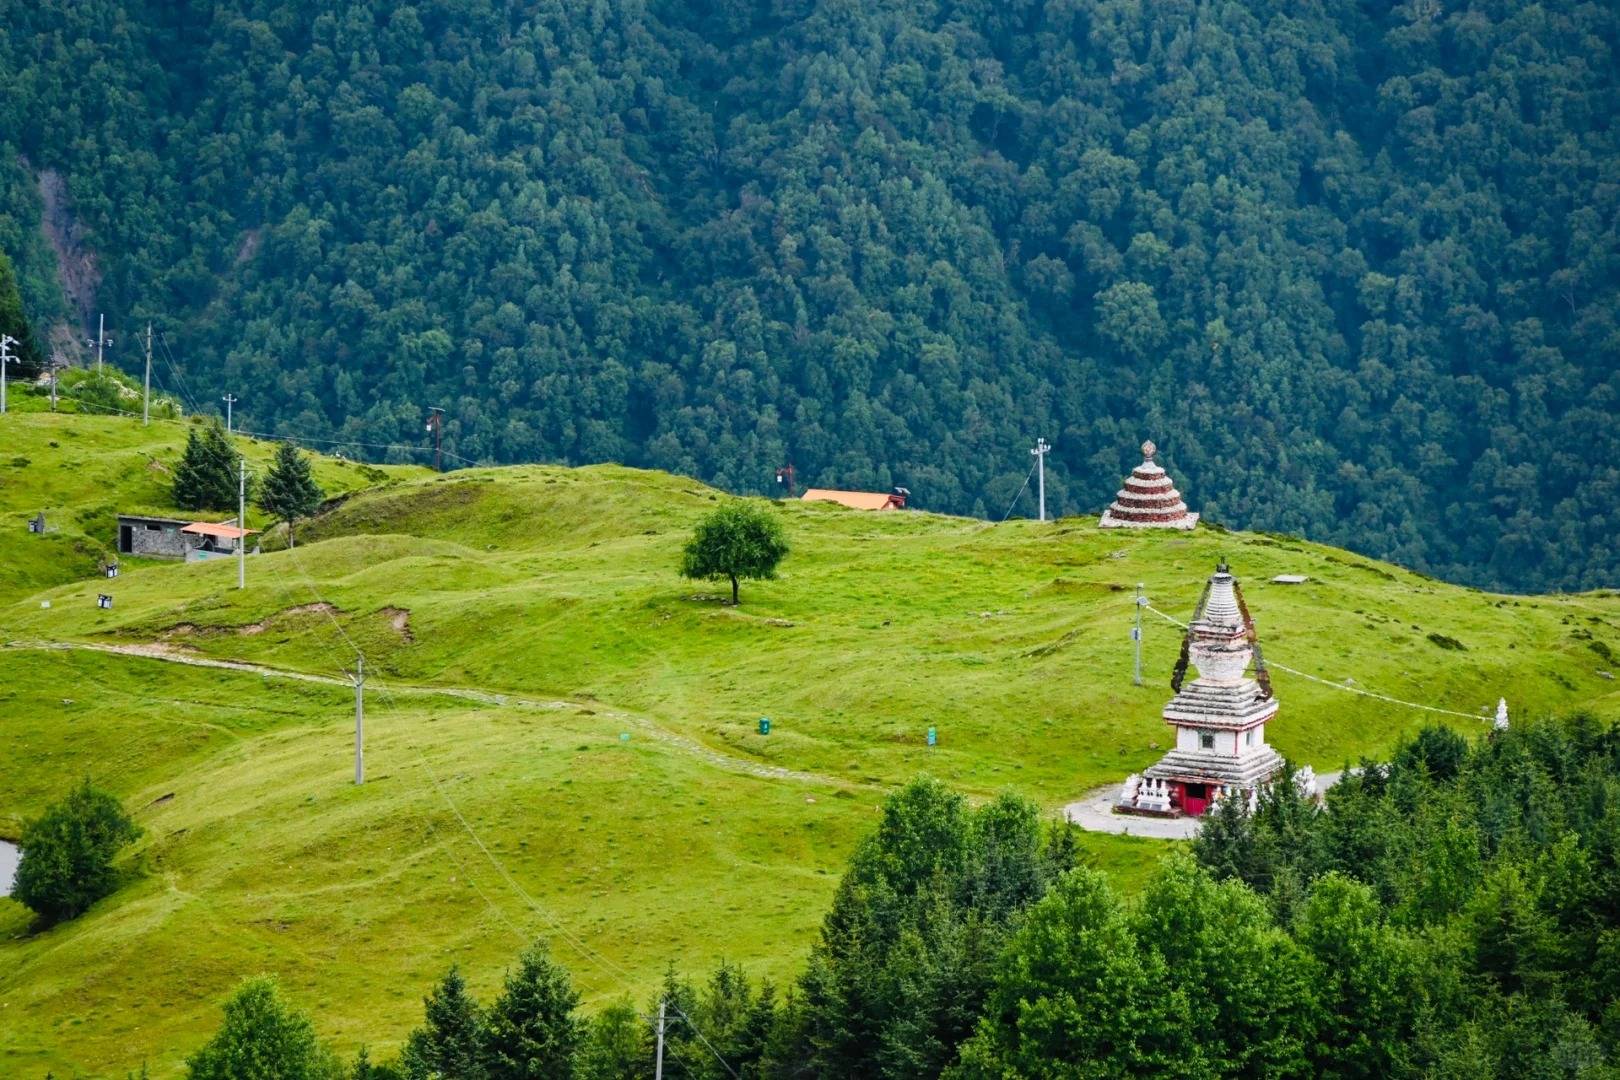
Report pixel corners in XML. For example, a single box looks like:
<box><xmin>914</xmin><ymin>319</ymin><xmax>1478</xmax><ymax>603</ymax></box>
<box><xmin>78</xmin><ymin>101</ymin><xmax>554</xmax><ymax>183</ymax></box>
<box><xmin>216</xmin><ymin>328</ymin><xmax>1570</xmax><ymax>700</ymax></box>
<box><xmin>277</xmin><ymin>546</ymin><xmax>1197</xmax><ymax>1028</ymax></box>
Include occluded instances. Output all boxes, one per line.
<box><xmin>801</xmin><ymin>487</ymin><xmax>908</xmax><ymax>511</ymax></box>
<box><xmin>180</xmin><ymin>521</ymin><xmax>255</xmax><ymax>561</ymax></box>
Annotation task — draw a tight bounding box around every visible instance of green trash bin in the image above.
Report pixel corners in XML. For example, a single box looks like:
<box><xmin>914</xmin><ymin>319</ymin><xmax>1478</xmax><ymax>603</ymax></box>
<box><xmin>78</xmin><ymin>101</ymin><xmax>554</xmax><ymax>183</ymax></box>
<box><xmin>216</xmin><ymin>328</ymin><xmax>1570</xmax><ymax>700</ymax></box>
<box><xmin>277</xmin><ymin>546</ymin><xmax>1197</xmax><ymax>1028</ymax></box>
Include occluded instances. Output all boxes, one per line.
<box><xmin>758</xmin><ymin>717</ymin><xmax>772</xmax><ymax>735</ymax></box>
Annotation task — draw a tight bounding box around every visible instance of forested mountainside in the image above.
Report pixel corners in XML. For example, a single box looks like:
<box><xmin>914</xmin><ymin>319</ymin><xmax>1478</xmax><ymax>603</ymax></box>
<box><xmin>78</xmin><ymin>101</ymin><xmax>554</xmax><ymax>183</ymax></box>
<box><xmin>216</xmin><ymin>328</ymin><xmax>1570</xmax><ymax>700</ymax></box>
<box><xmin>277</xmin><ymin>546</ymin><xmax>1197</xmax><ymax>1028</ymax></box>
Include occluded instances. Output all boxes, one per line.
<box><xmin>1</xmin><ymin>0</ymin><xmax>1616</xmax><ymax>592</ymax></box>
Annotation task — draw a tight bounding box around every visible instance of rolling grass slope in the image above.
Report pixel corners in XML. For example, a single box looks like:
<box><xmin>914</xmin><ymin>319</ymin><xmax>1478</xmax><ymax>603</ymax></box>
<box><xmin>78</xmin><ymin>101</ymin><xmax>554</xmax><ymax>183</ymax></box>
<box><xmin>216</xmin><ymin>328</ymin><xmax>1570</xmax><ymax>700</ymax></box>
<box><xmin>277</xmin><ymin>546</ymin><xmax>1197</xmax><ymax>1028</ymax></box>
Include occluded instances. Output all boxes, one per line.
<box><xmin>2</xmin><ymin>411</ymin><xmax>1618</xmax><ymax>1075</ymax></box>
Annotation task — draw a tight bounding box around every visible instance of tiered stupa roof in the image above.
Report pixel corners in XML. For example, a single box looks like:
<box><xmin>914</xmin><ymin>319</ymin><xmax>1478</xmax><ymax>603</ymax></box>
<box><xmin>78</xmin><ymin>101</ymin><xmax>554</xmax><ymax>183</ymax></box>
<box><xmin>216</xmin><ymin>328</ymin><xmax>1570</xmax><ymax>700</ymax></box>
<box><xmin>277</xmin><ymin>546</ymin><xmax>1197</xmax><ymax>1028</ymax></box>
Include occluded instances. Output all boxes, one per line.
<box><xmin>1098</xmin><ymin>440</ymin><xmax>1198</xmax><ymax>530</ymax></box>
<box><xmin>1143</xmin><ymin>562</ymin><xmax>1284</xmax><ymax>789</ymax></box>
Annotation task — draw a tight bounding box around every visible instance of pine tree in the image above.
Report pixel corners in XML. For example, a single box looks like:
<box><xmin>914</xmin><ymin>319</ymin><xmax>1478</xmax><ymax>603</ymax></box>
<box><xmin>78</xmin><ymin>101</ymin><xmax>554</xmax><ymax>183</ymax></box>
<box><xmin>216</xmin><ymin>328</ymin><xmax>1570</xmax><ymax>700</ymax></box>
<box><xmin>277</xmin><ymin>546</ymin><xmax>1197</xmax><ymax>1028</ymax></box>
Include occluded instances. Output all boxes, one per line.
<box><xmin>185</xmin><ymin>976</ymin><xmax>343</xmax><ymax>1080</ymax></box>
<box><xmin>258</xmin><ymin>441</ymin><xmax>324</xmax><ymax>547</ymax></box>
<box><xmin>401</xmin><ymin>967</ymin><xmax>487</xmax><ymax>1080</ymax></box>
<box><xmin>173</xmin><ymin>420</ymin><xmax>249</xmax><ymax>512</ymax></box>
<box><xmin>481</xmin><ymin>943</ymin><xmax>583</xmax><ymax>1079</ymax></box>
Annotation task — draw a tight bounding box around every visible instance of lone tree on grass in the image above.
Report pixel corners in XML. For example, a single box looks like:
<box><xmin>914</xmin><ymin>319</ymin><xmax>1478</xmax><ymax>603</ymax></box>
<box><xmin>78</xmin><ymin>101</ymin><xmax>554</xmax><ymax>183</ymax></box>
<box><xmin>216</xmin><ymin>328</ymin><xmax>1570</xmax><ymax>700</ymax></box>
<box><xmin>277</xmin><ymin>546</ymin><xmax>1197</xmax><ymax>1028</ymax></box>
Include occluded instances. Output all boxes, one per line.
<box><xmin>258</xmin><ymin>441</ymin><xmax>324</xmax><ymax>547</ymax></box>
<box><xmin>12</xmin><ymin>778</ymin><xmax>141</xmax><ymax>922</ymax></box>
<box><xmin>174</xmin><ymin>419</ymin><xmax>251</xmax><ymax>511</ymax></box>
<box><xmin>680</xmin><ymin>502</ymin><xmax>788</xmax><ymax>605</ymax></box>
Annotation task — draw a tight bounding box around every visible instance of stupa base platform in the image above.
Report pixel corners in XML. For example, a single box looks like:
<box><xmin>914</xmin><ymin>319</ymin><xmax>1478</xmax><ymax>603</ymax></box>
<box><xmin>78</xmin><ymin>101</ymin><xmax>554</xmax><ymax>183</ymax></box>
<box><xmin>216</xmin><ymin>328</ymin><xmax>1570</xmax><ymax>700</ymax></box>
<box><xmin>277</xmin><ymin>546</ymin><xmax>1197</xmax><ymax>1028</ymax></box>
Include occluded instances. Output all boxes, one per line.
<box><xmin>1112</xmin><ymin>802</ymin><xmax>1185</xmax><ymax>819</ymax></box>
<box><xmin>1099</xmin><ymin>509</ymin><xmax>1199</xmax><ymax>530</ymax></box>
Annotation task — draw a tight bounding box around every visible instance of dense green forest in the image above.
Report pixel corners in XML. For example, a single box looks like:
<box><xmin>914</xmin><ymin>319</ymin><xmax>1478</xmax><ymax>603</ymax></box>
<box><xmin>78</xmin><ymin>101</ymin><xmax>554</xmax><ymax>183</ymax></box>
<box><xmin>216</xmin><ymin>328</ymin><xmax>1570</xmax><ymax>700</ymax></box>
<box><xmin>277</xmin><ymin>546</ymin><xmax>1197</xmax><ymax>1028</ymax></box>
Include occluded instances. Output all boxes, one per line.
<box><xmin>156</xmin><ymin>714</ymin><xmax>1620</xmax><ymax>1077</ymax></box>
<box><xmin>1</xmin><ymin>0</ymin><xmax>1616</xmax><ymax>592</ymax></box>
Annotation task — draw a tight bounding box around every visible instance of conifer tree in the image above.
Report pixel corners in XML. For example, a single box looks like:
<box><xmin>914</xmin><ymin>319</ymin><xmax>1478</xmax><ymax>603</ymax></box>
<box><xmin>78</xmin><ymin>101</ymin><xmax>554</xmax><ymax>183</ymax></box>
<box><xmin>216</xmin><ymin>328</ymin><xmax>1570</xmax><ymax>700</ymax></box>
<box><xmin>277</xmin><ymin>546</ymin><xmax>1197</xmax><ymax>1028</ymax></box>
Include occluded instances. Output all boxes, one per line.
<box><xmin>401</xmin><ymin>967</ymin><xmax>487</xmax><ymax>1080</ymax></box>
<box><xmin>259</xmin><ymin>441</ymin><xmax>324</xmax><ymax>548</ymax></box>
<box><xmin>173</xmin><ymin>420</ymin><xmax>250</xmax><ymax>512</ymax></box>
<box><xmin>0</xmin><ymin>249</ymin><xmax>43</xmax><ymax>377</ymax></box>
<box><xmin>576</xmin><ymin>1001</ymin><xmax>644</xmax><ymax>1080</ymax></box>
<box><xmin>481</xmin><ymin>943</ymin><xmax>583</xmax><ymax>1080</ymax></box>
<box><xmin>185</xmin><ymin>976</ymin><xmax>342</xmax><ymax>1080</ymax></box>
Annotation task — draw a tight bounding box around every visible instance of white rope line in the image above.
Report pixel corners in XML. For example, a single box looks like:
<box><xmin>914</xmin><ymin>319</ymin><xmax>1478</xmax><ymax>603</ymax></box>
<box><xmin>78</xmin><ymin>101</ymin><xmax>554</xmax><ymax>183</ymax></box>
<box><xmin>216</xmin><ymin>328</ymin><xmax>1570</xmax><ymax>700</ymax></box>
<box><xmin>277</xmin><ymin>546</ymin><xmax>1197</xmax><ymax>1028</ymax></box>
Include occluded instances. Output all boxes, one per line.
<box><xmin>1140</xmin><ymin>603</ymin><xmax>1487</xmax><ymax>721</ymax></box>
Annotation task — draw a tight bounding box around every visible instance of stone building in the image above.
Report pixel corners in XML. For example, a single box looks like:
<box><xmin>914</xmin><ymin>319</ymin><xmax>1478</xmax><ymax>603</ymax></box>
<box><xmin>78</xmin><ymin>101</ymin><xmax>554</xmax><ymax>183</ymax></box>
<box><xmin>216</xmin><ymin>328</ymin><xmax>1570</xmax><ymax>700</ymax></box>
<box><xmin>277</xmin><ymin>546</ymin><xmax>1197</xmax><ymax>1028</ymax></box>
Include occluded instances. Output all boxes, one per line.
<box><xmin>116</xmin><ymin>515</ymin><xmax>195</xmax><ymax>558</ymax></box>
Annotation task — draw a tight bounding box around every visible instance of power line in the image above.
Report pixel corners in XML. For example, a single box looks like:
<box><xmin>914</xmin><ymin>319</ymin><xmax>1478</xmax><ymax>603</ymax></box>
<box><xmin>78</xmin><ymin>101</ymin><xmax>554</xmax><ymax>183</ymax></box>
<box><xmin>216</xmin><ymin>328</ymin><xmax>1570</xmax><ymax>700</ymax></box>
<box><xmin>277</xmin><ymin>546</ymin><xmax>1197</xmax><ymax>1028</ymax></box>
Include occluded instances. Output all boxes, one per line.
<box><xmin>997</xmin><ymin>460</ymin><xmax>1038</xmax><ymax>523</ymax></box>
<box><xmin>273</xmin><ymin>541</ymin><xmax>737</xmax><ymax>1073</ymax></box>
<box><xmin>155</xmin><ymin>330</ymin><xmax>202</xmax><ymax>414</ymax></box>
<box><xmin>1139</xmin><ymin>601</ymin><xmax>1490</xmax><ymax>721</ymax></box>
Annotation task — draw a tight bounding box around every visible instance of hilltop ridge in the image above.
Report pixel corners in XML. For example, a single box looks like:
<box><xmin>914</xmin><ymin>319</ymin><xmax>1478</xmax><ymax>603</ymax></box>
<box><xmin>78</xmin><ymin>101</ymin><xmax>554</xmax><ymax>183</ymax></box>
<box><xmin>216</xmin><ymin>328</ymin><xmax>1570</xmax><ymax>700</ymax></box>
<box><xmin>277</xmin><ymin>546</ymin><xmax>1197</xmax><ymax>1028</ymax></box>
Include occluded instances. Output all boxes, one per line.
<box><xmin>1</xmin><ymin>411</ymin><xmax>1618</xmax><ymax>1073</ymax></box>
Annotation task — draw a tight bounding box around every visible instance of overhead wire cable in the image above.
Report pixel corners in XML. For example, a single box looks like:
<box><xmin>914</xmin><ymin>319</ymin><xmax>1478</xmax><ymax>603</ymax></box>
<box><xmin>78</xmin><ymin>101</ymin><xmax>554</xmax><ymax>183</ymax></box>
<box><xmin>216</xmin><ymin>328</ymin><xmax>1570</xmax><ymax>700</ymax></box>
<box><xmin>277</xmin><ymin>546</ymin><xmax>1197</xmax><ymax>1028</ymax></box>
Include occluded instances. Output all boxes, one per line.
<box><xmin>997</xmin><ymin>459</ymin><xmax>1038</xmax><ymax>523</ymax></box>
<box><xmin>1140</xmin><ymin>601</ymin><xmax>1490</xmax><ymax>721</ymax></box>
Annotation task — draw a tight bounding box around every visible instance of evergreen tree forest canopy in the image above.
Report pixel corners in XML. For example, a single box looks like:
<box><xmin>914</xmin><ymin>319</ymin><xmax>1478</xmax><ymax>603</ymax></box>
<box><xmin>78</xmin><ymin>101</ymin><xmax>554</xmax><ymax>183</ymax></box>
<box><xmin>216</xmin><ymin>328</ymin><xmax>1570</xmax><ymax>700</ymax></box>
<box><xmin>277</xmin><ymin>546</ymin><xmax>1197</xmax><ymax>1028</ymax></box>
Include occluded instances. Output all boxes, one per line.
<box><xmin>179</xmin><ymin>717</ymin><xmax>1620</xmax><ymax>1077</ymax></box>
<box><xmin>2</xmin><ymin>0</ymin><xmax>1617</xmax><ymax>592</ymax></box>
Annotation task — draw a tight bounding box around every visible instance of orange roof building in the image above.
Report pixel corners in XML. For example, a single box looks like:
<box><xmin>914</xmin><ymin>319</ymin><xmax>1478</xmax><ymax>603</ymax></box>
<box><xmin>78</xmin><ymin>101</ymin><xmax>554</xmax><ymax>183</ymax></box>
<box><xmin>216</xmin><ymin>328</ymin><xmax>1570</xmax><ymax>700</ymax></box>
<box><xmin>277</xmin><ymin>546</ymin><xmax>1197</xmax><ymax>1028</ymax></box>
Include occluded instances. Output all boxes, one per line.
<box><xmin>801</xmin><ymin>488</ymin><xmax>908</xmax><ymax>511</ymax></box>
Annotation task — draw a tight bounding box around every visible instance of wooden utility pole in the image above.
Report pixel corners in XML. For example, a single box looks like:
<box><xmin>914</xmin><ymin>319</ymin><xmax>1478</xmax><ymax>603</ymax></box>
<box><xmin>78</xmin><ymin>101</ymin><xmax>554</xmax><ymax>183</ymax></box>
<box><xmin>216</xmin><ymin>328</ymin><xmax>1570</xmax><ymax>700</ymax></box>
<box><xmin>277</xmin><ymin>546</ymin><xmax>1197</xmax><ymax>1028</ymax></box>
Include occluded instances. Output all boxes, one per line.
<box><xmin>143</xmin><ymin>323</ymin><xmax>153</xmax><ymax>425</ymax></box>
<box><xmin>775</xmin><ymin>463</ymin><xmax>796</xmax><ymax>497</ymax></box>
<box><xmin>426</xmin><ymin>406</ymin><xmax>445</xmax><ymax>471</ymax></box>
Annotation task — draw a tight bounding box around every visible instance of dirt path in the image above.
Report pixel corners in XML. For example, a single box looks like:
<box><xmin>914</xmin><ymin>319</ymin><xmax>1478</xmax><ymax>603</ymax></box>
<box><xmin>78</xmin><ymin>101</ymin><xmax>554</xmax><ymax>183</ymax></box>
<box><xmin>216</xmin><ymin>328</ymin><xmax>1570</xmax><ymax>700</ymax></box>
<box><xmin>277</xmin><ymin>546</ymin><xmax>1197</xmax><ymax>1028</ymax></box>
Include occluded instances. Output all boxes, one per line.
<box><xmin>4</xmin><ymin>639</ymin><xmax>848</xmax><ymax>789</ymax></box>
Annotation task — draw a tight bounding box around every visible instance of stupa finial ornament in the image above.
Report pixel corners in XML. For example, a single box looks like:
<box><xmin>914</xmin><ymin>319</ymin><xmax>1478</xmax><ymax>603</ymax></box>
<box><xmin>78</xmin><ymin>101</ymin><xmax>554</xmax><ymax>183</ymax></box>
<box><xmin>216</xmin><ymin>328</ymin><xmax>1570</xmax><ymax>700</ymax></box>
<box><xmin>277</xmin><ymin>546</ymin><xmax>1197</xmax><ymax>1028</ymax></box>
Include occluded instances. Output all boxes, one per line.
<box><xmin>1141</xmin><ymin>439</ymin><xmax>1157</xmax><ymax>460</ymax></box>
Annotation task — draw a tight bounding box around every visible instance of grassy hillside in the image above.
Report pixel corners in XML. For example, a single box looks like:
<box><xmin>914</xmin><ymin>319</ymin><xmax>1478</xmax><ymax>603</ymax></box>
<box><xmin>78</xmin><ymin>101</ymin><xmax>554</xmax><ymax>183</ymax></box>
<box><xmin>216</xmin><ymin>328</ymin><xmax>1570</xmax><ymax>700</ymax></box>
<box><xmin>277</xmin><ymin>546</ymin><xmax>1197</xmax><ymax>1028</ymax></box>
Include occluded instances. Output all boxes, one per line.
<box><xmin>2</xmin><ymin>411</ymin><xmax>1618</xmax><ymax>1075</ymax></box>
<box><xmin>0</xmin><ymin>410</ymin><xmax>428</xmax><ymax>596</ymax></box>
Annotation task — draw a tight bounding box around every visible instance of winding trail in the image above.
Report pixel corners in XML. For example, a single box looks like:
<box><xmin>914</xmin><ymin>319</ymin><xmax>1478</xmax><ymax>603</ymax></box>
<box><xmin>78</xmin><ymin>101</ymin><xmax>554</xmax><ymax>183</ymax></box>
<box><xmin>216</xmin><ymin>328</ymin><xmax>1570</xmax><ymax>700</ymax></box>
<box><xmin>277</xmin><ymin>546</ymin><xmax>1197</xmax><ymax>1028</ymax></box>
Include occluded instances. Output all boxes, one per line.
<box><xmin>9</xmin><ymin>639</ymin><xmax>1346</xmax><ymax>837</ymax></box>
<box><xmin>4</xmin><ymin>638</ymin><xmax>847</xmax><ymax>788</ymax></box>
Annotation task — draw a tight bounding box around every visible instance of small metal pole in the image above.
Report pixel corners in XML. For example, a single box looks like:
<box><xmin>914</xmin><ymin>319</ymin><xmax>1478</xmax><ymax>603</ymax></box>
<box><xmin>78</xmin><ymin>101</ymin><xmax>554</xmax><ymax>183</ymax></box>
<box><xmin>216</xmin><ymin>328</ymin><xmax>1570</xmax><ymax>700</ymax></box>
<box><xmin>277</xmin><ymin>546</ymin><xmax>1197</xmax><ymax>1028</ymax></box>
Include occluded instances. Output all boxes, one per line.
<box><xmin>0</xmin><ymin>334</ymin><xmax>16</xmax><ymax>414</ymax></box>
<box><xmin>354</xmin><ymin>656</ymin><xmax>365</xmax><ymax>785</ymax></box>
<box><xmin>143</xmin><ymin>323</ymin><xmax>152</xmax><ymax>425</ymax></box>
<box><xmin>1134</xmin><ymin>583</ymin><xmax>1145</xmax><ymax>686</ymax></box>
<box><xmin>237</xmin><ymin>457</ymin><xmax>246</xmax><ymax>590</ymax></box>
<box><xmin>654</xmin><ymin>998</ymin><xmax>666</xmax><ymax>1080</ymax></box>
<box><xmin>1031</xmin><ymin>438</ymin><xmax>1051</xmax><ymax>522</ymax></box>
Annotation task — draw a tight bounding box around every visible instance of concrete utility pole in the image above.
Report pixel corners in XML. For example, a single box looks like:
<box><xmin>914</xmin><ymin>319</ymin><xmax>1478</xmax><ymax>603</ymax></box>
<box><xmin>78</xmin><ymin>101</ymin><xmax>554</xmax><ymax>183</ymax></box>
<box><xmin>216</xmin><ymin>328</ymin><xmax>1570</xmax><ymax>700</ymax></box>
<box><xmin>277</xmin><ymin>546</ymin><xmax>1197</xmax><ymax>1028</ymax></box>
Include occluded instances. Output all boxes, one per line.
<box><xmin>237</xmin><ymin>457</ymin><xmax>247</xmax><ymax>590</ymax></box>
<box><xmin>353</xmin><ymin>656</ymin><xmax>366</xmax><ymax>785</ymax></box>
<box><xmin>426</xmin><ymin>406</ymin><xmax>445</xmax><ymax>471</ymax></box>
<box><xmin>654</xmin><ymin>998</ymin><xmax>667</xmax><ymax>1080</ymax></box>
<box><xmin>143</xmin><ymin>323</ymin><xmax>153</xmax><ymax>425</ymax></box>
<box><xmin>1031</xmin><ymin>438</ymin><xmax>1052</xmax><ymax>522</ymax></box>
<box><xmin>88</xmin><ymin>313</ymin><xmax>112</xmax><ymax>373</ymax></box>
<box><xmin>48</xmin><ymin>352</ymin><xmax>62</xmax><ymax>411</ymax></box>
<box><xmin>222</xmin><ymin>393</ymin><xmax>237</xmax><ymax>433</ymax></box>
<box><xmin>0</xmin><ymin>334</ymin><xmax>17</xmax><ymax>415</ymax></box>
<box><xmin>1133</xmin><ymin>583</ymin><xmax>1146</xmax><ymax>687</ymax></box>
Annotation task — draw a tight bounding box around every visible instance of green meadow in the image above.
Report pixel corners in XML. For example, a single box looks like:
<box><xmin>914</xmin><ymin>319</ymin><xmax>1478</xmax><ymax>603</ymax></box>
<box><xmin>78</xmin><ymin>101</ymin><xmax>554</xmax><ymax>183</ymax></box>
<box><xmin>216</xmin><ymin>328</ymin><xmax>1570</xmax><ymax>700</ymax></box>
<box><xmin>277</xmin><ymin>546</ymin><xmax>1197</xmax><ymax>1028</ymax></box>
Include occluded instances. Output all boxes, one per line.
<box><xmin>2</xmin><ymin>410</ymin><xmax>1618</xmax><ymax>1075</ymax></box>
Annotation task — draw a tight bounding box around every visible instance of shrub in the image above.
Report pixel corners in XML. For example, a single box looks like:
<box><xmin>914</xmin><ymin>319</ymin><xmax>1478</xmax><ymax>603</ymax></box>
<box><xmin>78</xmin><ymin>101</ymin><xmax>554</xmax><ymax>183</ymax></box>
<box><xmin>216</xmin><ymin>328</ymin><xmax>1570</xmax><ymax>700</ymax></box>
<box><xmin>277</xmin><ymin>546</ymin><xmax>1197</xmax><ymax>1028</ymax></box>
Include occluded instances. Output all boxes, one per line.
<box><xmin>13</xmin><ymin>779</ymin><xmax>142</xmax><ymax>922</ymax></box>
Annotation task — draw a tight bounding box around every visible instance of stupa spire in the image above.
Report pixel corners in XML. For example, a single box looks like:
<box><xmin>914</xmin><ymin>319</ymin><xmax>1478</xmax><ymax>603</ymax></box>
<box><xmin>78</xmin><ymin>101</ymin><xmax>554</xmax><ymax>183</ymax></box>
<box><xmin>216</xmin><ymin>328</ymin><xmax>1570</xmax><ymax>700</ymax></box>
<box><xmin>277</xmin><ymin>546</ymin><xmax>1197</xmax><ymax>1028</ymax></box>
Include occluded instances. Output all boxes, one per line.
<box><xmin>1098</xmin><ymin>439</ymin><xmax>1199</xmax><ymax>530</ymax></box>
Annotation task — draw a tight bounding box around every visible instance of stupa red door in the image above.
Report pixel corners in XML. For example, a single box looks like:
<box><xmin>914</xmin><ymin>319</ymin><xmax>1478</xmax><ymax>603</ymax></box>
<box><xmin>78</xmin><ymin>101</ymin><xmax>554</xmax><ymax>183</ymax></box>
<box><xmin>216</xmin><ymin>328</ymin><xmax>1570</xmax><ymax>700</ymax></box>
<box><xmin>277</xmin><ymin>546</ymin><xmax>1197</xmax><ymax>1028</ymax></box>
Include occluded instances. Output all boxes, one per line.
<box><xmin>1182</xmin><ymin>783</ymin><xmax>1209</xmax><ymax>816</ymax></box>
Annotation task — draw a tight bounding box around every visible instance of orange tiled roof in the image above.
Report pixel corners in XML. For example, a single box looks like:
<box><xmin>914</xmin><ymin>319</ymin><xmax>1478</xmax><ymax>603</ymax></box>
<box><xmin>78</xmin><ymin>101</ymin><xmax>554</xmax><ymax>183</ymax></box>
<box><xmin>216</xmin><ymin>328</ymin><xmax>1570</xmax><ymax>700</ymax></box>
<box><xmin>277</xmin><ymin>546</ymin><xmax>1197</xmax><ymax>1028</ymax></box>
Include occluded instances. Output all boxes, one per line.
<box><xmin>801</xmin><ymin>489</ymin><xmax>902</xmax><ymax>510</ymax></box>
